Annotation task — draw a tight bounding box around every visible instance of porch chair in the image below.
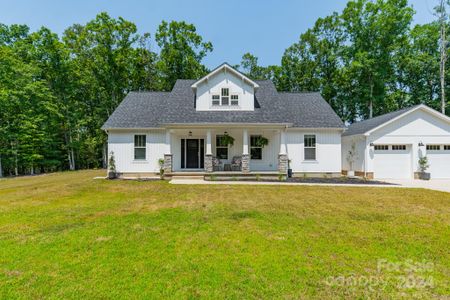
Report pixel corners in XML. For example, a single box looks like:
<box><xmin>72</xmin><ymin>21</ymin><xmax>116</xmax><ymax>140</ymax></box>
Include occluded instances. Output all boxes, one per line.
<box><xmin>212</xmin><ymin>156</ymin><xmax>222</xmax><ymax>171</ymax></box>
<box><xmin>231</xmin><ymin>156</ymin><xmax>242</xmax><ymax>171</ymax></box>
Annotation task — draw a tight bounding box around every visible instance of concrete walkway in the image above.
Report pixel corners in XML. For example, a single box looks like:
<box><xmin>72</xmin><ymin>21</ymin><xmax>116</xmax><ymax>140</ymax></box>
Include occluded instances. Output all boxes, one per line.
<box><xmin>383</xmin><ymin>179</ymin><xmax>450</xmax><ymax>193</ymax></box>
<box><xmin>170</xmin><ymin>178</ymin><xmax>450</xmax><ymax>193</ymax></box>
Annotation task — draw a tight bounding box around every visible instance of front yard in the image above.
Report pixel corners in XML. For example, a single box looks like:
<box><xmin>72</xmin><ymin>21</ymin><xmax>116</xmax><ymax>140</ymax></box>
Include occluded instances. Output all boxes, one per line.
<box><xmin>0</xmin><ymin>170</ymin><xmax>449</xmax><ymax>299</ymax></box>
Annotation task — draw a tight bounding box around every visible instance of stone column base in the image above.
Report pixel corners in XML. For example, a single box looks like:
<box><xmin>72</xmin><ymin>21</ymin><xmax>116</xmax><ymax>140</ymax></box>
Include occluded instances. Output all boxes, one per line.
<box><xmin>205</xmin><ymin>154</ymin><xmax>213</xmax><ymax>173</ymax></box>
<box><xmin>278</xmin><ymin>154</ymin><xmax>288</xmax><ymax>174</ymax></box>
<box><xmin>241</xmin><ymin>154</ymin><xmax>250</xmax><ymax>173</ymax></box>
<box><xmin>164</xmin><ymin>154</ymin><xmax>173</xmax><ymax>174</ymax></box>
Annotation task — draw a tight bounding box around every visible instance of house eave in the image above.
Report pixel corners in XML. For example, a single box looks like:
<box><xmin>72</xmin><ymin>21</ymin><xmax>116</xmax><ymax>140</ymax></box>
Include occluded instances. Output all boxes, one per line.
<box><xmin>191</xmin><ymin>63</ymin><xmax>260</xmax><ymax>90</ymax></box>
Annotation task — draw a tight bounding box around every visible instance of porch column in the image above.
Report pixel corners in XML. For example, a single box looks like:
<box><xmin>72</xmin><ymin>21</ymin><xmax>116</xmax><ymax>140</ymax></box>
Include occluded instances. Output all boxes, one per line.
<box><xmin>242</xmin><ymin>129</ymin><xmax>250</xmax><ymax>173</ymax></box>
<box><xmin>164</xmin><ymin>130</ymin><xmax>172</xmax><ymax>174</ymax></box>
<box><xmin>205</xmin><ymin>129</ymin><xmax>213</xmax><ymax>172</ymax></box>
<box><xmin>278</xmin><ymin>130</ymin><xmax>288</xmax><ymax>174</ymax></box>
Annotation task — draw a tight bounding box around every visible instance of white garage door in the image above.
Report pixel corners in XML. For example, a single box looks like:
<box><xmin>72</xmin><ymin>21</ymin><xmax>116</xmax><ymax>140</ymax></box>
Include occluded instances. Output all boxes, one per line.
<box><xmin>373</xmin><ymin>145</ymin><xmax>412</xmax><ymax>179</ymax></box>
<box><xmin>427</xmin><ymin>145</ymin><xmax>450</xmax><ymax>179</ymax></box>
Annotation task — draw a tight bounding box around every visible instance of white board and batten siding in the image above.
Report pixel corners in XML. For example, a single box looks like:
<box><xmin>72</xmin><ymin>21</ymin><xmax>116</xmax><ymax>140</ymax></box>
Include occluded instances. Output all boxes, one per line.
<box><xmin>287</xmin><ymin>130</ymin><xmax>342</xmax><ymax>173</ymax></box>
<box><xmin>195</xmin><ymin>71</ymin><xmax>255</xmax><ymax>111</ymax></box>
<box><xmin>108</xmin><ymin>130</ymin><xmax>166</xmax><ymax>173</ymax></box>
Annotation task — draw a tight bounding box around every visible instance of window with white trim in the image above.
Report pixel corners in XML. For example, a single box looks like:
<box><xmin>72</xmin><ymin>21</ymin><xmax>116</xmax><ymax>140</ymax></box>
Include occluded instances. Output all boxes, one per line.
<box><xmin>374</xmin><ymin>145</ymin><xmax>389</xmax><ymax>151</ymax></box>
<box><xmin>426</xmin><ymin>145</ymin><xmax>441</xmax><ymax>151</ymax></box>
<box><xmin>304</xmin><ymin>135</ymin><xmax>316</xmax><ymax>160</ymax></box>
<box><xmin>212</xmin><ymin>95</ymin><xmax>220</xmax><ymax>105</ymax></box>
<box><xmin>221</xmin><ymin>88</ymin><xmax>229</xmax><ymax>105</ymax></box>
<box><xmin>216</xmin><ymin>136</ymin><xmax>228</xmax><ymax>159</ymax></box>
<box><xmin>231</xmin><ymin>95</ymin><xmax>239</xmax><ymax>106</ymax></box>
<box><xmin>250</xmin><ymin>135</ymin><xmax>262</xmax><ymax>160</ymax></box>
<box><xmin>392</xmin><ymin>145</ymin><xmax>406</xmax><ymax>150</ymax></box>
<box><xmin>134</xmin><ymin>135</ymin><xmax>146</xmax><ymax>160</ymax></box>
<box><xmin>444</xmin><ymin>145</ymin><xmax>450</xmax><ymax>151</ymax></box>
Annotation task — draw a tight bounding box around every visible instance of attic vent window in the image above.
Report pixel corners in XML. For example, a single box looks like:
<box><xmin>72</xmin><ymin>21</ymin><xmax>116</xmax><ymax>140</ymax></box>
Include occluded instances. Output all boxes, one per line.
<box><xmin>221</xmin><ymin>88</ymin><xmax>229</xmax><ymax>105</ymax></box>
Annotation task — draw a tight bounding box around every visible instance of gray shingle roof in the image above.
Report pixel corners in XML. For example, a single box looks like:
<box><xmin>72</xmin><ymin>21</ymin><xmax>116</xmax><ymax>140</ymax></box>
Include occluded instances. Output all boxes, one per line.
<box><xmin>102</xmin><ymin>79</ymin><xmax>345</xmax><ymax>129</ymax></box>
<box><xmin>343</xmin><ymin>105</ymin><xmax>420</xmax><ymax>136</ymax></box>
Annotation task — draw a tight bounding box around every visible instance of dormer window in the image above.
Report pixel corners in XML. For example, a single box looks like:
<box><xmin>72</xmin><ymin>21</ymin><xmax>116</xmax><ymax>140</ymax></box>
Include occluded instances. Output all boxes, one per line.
<box><xmin>212</xmin><ymin>95</ymin><xmax>220</xmax><ymax>105</ymax></box>
<box><xmin>231</xmin><ymin>95</ymin><xmax>239</xmax><ymax>105</ymax></box>
<box><xmin>211</xmin><ymin>89</ymin><xmax>239</xmax><ymax>106</ymax></box>
<box><xmin>221</xmin><ymin>88</ymin><xmax>229</xmax><ymax>105</ymax></box>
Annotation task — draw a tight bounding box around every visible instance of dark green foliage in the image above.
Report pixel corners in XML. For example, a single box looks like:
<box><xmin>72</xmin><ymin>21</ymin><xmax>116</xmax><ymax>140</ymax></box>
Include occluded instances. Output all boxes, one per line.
<box><xmin>1</xmin><ymin>2</ymin><xmax>449</xmax><ymax>176</ymax></box>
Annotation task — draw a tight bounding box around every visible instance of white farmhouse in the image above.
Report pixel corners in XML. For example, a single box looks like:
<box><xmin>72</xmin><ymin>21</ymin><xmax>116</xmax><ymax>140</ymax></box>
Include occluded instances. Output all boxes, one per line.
<box><xmin>102</xmin><ymin>63</ymin><xmax>344</xmax><ymax>178</ymax></box>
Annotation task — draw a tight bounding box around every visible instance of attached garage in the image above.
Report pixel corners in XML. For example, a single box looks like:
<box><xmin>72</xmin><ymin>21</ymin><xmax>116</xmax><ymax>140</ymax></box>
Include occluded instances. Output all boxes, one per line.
<box><xmin>427</xmin><ymin>145</ymin><xmax>450</xmax><ymax>179</ymax></box>
<box><xmin>373</xmin><ymin>145</ymin><xmax>412</xmax><ymax>179</ymax></box>
<box><xmin>342</xmin><ymin>105</ymin><xmax>450</xmax><ymax>180</ymax></box>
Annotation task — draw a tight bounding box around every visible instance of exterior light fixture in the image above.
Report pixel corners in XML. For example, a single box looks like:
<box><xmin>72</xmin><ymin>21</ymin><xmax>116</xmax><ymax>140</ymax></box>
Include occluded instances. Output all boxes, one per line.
<box><xmin>188</xmin><ymin>131</ymin><xmax>192</xmax><ymax>137</ymax></box>
<box><xmin>370</xmin><ymin>143</ymin><xmax>374</xmax><ymax>147</ymax></box>
<box><xmin>224</xmin><ymin>131</ymin><xmax>228</xmax><ymax>135</ymax></box>
<box><xmin>418</xmin><ymin>142</ymin><xmax>424</xmax><ymax>147</ymax></box>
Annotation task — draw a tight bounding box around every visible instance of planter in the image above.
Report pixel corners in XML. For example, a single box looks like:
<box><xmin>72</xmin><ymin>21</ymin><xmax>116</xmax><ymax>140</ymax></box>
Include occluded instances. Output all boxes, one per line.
<box><xmin>287</xmin><ymin>169</ymin><xmax>293</xmax><ymax>178</ymax></box>
<box><xmin>347</xmin><ymin>170</ymin><xmax>355</xmax><ymax>177</ymax></box>
<box><xmin>418</xmin><ymin>172</ymin><xmax>430</xmax><ymax>180</ymax></box>
<box><xmin>108</xmin><ymin>171</ymin><xmax>116</xmax><ymax>179</ymax></box>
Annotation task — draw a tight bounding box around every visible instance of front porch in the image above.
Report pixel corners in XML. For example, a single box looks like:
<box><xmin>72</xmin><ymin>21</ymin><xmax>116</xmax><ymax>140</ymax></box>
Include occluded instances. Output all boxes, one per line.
<box><xmin>163</xmin><ymin>127</ymin><xmax>289</xmax><ymax>174</ymax></box>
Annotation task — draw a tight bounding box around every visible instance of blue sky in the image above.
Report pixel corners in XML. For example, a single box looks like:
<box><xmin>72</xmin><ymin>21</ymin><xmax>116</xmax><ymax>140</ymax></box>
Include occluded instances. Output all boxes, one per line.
<box><xmin>0</xmin><ymin>0</ymin><xmax>437</xmax><ymax>68</ymax></box>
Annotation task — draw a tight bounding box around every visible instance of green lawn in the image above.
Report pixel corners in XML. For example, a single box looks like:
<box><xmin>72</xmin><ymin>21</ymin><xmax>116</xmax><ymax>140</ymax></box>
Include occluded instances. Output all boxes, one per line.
<box><xmin>0</xmin><ymin>170</ymin><xmax>449</xmax><ymax>299</ymax></box>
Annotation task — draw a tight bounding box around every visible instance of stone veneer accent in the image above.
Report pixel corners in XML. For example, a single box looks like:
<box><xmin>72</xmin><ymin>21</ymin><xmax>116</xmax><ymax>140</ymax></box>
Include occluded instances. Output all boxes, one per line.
<box><xmin>278</xmin><ymin>154</ymin><xmax>288</xmax><ymax>174</ymax></box>
<box><xmin>241</xmin><ymin>154</ymin><xmax>250</xmax><ymax>173</ymax></box>
<box><xmin>163</xmin><ymin>154</ymin><xmax>173</xmax><ymax>174</ymax></box>
<box><xmin>205</xmin><ymin>154</ymin><xmax>213</xmax><ymax>173</ymax></box>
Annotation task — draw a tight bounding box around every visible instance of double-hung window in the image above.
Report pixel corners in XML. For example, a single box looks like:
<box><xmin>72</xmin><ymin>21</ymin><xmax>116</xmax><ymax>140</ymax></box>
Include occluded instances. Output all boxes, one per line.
<box><xmin>221</xmin><ymin>88</ymin><xmax>229</xmax><ymax>105</ymax></box>
<box><xmin>212</xmin><ymin>95</ymin><xmax>220</xmax><ymax>106</ymax></box>
<box><xmin>134</xmin><ymin>135</ymin><xmax>146</xmax><ymax>160</ymax></box>
<box><xmin>231</xmin><ymin>95</ymin><xmax>239</xmax><ymax>106</ymax></box>
<box><xmin>304</xmin><ymin>135</ymin><xmax>316</xmax><ymax>160</ymax></box>
<box><xmin>250</xmin><ymin>136</ymin><xmax>262</xmax><ymax>160</ymax></box>
<box><xmin>216</xmin><ymin>136</ymin><xmax>228</xmax><ymax>159</ymax></box>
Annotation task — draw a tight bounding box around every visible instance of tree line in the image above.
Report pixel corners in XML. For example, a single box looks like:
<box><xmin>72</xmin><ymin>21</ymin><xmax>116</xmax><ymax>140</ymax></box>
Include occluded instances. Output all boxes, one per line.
<box><xmin>0</xmin><ymin>0</ymin><xmax>448</xmax><ymax>177</ymax></box>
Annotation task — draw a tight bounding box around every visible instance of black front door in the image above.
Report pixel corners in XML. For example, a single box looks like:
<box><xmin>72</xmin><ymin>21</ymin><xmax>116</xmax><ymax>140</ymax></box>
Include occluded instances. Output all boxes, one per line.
<box><xmin>181</xmin><ymin>139</ymin><xmax>204</xmax><ymax>169</ymax></box>
<box><xmin>186</xmin><ymin>139</ymin><xmax>199</xmax><ymax>168</ymax></box>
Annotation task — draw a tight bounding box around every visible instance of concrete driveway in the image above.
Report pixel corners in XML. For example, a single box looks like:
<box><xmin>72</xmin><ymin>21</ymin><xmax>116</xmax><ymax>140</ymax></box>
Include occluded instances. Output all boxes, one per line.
<box><xmin>383</xmin><ymin>179</ymin><xmax>450</xmax><ymax>193</ymax></box>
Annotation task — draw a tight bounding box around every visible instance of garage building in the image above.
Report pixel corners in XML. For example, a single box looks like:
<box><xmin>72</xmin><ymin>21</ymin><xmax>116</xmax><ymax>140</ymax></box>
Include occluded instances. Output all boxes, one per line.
<box><xmin>342</xmin><ymin>105</ymin><xmax>450</xmax><ymax>179</ymax></box>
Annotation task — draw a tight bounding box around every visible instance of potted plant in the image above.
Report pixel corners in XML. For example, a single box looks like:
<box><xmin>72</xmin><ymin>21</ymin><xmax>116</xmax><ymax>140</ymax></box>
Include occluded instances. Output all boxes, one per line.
<box><xmin>287</xmin><ymin>159</ymin><xmax>293</xmax><ymax>178</ymax></box>
<box><xmin>108</xmin><ymin>151</ymin><xmax>116</xmax><ymax>179</ymax></box>
<box><xmin>346</xmin><ymin>142</ymin><xmax>358</xmax><ymax>177</ymax></box>
<box><xmin>221</xmin><ymin>133</ymin><xmax>235</xmax><ymax>146</ymax></box>
<box><xmin>255</xmin><ymin>136</ymin><xmax>269</xmax><ymax>148</ymax></box>
<box><xmin>158</xmin><ymin>158</ymin><xmax>165</xmax><ymax>180</ymax></box>
<box><xmin>418</xmin><ymin>156</ymin><xmax>430</xmax><ymax>180</ymax></box>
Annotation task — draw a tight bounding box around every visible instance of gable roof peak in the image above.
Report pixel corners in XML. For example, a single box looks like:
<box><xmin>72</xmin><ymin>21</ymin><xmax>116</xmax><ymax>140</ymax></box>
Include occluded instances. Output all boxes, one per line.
<box><xmin>191</xmin><ymin>62</ymin><xmax>260</xmax><ymax>90</ymax></box>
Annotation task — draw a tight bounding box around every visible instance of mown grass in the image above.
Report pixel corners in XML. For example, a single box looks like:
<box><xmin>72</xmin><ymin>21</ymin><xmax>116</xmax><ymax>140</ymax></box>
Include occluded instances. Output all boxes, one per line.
<box><xmin>0</xmin><ymin>170</ymin><xmax>449</xmax><ymax>299</ymax></box>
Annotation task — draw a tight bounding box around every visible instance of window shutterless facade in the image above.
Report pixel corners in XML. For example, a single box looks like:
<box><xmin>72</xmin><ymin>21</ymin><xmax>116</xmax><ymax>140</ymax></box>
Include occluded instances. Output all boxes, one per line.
<box><xmin>250</xmin><ymin>135</ymin><xmax>262</xmax><ymax>160</ymax></box>
<box><xmin>445</xmin><ymin>145</ymin><xmax>450</xmax><ymax>151</ymax></box>
<box><xmin>134</xmin><ymin>135</ymin><xmax>146</xmax><ymax>160</ymax></box>
<box><xmin>304</xmin><ymin>135</ymin><xmax>316</xmax><ymax>160</ymax></box>
<box><xmin>216</xmin><ymin>136</ymin><xmax>228</xmax><ymax>159</ymax></box>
